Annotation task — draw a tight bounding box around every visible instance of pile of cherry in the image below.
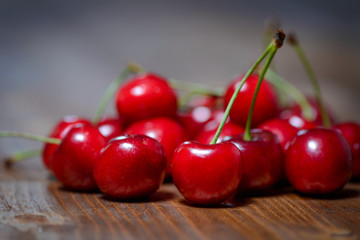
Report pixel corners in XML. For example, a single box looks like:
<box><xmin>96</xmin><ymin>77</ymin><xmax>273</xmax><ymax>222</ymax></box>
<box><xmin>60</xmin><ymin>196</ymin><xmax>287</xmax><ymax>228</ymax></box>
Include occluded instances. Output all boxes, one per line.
<box><xmin>1</xmin><ymin>30</ymin><xmax>359</xmax><ymax>206</ymax></box>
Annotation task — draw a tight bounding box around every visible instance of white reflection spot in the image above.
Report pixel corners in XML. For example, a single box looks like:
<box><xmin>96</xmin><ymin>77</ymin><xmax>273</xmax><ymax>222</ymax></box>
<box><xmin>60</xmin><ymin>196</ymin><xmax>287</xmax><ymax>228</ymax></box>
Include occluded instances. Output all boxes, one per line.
<box><xmin>74</xmin><ymin>134</ymin><xmax>85</xmax><ymax>141</ymax></box>
<box><xmin>122</xmin><ymin>142</ymin><xmax>133</xmax><ymax>150</ymax></box>
<box><xmin>308</xmin><ymin>140</ymin><xmax>317</xmax><ymax>150</ymax></box>
<box><xmin>131</xmin><ymin>86</ymin><xmax>145</xmax><ymax>96</ymax></box>
<box><xmin>193</xmin><ymin>107</ymin><xmax>211</xmax><ymax>123</ymax></box>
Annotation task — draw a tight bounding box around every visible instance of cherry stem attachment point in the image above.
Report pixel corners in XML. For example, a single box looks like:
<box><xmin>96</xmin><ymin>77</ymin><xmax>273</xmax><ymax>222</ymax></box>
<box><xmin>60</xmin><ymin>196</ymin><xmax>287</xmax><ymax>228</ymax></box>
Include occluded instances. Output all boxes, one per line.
<box><xmin>288</xmin><ymin>33</ymin><xmax>331</xmax><ymax>127</ymax></box>
<box><xmin>210</xmin><ymin>29</ymin><xmax>285</xmax><ymax>145</ymax></box>
<box><xmin>169</xmin><ymin>78</ymin><xmax>224</xmax><ymax>97</ymax></box>
<box><xmin>92</xmin><ymin>62</ymin><xmax>142</xmax><ymax>125</ymax></box>
<box><xmin>4</xmin><ymin>148</ymin><xmax>41</xmax><ymax>168</ymax></box>
<box><xmin>264</xmin><ymin>69</ymin><xmax>314</xmax><ymax>121</ymax></box>
<box><xmin>0</xmin><ymin>131</ymin><xmax>61</xmax><ymax>144</ymax></box>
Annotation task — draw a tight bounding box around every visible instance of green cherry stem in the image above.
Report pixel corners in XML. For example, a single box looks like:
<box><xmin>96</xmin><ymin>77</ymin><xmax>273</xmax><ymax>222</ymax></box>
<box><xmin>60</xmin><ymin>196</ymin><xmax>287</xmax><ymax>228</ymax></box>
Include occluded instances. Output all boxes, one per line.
<box><xmin>288</xmin><ymin>33</ymin><xmax>331</xmax><ymax>127</ymax></box>
<box><xmin>210</xmin><ymin>29</ymin><xmax>285</xmax><ymax>145</ymax></box>
<box><xmin>264</xmin><ymin>69</ymin><xmax>314</xmax><ymax>121</ymax></box>
<box><xmin>92</xmin><ymin>62</ymin><xmax>142</xmax><ymax>125</ymax></box>
<box><xmin>4</xmin><ymin>149</ymin><xmax>42</xmax><ymax>168</ymax></box>
<box><xmin>0</xmin><ymin>131</ymin><xmax>61</xmax><ymax>144</ymax></box>
<box><xmin>243</xmin><ymin>43</ymin><xmax>282</xmax><ymax>141</ymax></box>
<box><xmin>169</xmin><ymin>78</ymin><xmax>224</xmax><ymax>97</ymax></box>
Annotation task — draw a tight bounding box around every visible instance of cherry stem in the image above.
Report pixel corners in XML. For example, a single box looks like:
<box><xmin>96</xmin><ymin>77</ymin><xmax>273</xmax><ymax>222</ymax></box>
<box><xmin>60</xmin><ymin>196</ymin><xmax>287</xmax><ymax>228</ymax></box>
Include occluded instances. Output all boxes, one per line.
<box><xmin>209</xmin><ymin>30</ymin><xmax>285</xmax><ymax>145</ymax></box>
<box><xmin>4</xmin><ymin>148</ymin><xmax>41</xmax><ymax>168</ymax></box>
<box><xmin>288</xmin><ymin>33</ymin><xmax>331</xmax><ymax>127</ymax></box>
<box><xmin>263</xmin><ymin>18</ymin><xmax>280</xmax><ymax>71</ymax></box>
<box><xmin>169</xmin><ymin>78</ymin><xmax>224</xmax><ymax>97</ymax></box>
<box><xmin>0</xmin><ymin>131</ymin><xmax>61</xmax><ymax>144</ymax></box>
<box><xmin>243</xmin><ymin>45</ymin><xmax>280</xmax><ymax>141</ymax></box>
<box><xmin>264</xmin><ymin>69</ymin><xmax>314</xmax><ymax>121</ymax></box>
<box><xmin>92</xmin><ymin>62</ymin><xmax>142</xmax><ymax>125</ymax></box>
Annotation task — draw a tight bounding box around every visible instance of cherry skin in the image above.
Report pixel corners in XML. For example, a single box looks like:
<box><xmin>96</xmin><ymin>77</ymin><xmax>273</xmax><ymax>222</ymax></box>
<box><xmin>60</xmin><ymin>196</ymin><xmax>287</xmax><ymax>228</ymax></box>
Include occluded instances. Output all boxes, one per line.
<box><xmin>42</xmin><ymin>115</ymin><xmax>91</xmax><ymax>170</ymax></box>
<box><xmin>224</xmin><ymin>129</ymin><xmax>284</xmax><ymax>192</ymax></box>
<box><xmin>258</xmin><ymin>118</ymin><xmax>298</xmax><ymax>151</ymax></box>
<box><xmin>125</xmin><ymin>117</ymin><xmax>188</xmax><ymax>177</ymax></box>
<box><xmin>224</xmin><ymin>74</ymin><xmax>279</xmax><ymax>127</ymax></box>
<box><xmin>97</xmin><ymin>117</ymin><xmax>124</xmax><ymax>142</ymax></box>
<box><xmin>115</xmin><ymin>73</ymin><xmax>178</xmax><ymax>123</ymax></box>
<box><xmin>279</xmin><ymin>110</ymin><xmax>318</xmax><ymax>130</ymax></box>
<box><xmin>285</xmin><ymin>128</ymin><xmax>352</xmax><ymax>194</ymax></box>
<box><xmin>333</xmin><ymin>122</ymin><xmax>360</xmax><ymax>179</ymax></box>
<box><xmin>93</xmin><ymin>135</ymin><xmax>166</xmax><ymax>199</ymax></box>
<box><xmin>196</xmin><ymin>122</ymin><xmax>244</xmax><ymax>144</ymax></box>
<box><xmin>171</xmin><ymin>141</ymin><xmax>242</xmax><ymax>205</ymax></box>
<box><xmin>51</xmin><ymin>125</ymin><xmax>107</xmax><ymax>191</ymax></box>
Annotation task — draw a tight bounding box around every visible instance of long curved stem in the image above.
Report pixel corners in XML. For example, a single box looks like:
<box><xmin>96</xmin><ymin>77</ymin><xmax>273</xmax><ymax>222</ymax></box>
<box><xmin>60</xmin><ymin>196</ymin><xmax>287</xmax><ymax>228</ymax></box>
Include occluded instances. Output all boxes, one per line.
<box><xmin>169</xmin><ymin>78</ymin><xmax>224</xmax><ymax>97</ymax></box>
<box><xmin>92</xmin><ymin>63</ymin><xmax>141</xmax><ymax>125</ymax></box>
<box><xmin>288</xmin><ymin>34</ymin><xmax>331</xmax><ymax>127</ymax></box>
<box><xmin>0</xmin><ymin>131</ymin><xmax>61</xmax><ymax>144</ymax></box>
<box><xmin>4</xmin><ymin>149</ymin><xmax>41</xmax><ymax>168</ymax></box>
<box><xmin>209</xmin><ymin>42</ymin><xmax>274</xmax><ymax>144</ymax></box>
<box><xmin>264</xmin><ymin>69</ymin><xmax>314</xmax><ymax>121</ymax></box>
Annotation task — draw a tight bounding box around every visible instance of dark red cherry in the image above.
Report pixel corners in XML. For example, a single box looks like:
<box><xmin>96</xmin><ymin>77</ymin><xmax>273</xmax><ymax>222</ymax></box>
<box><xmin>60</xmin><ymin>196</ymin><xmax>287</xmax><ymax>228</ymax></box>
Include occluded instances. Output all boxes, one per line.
<box><xmin>279</xmin><ymin>110</ymin><xmax>318</xmax><ymax>130</ymax></box>
<box><xmin>93</xmin><ymin>135</ymin><xmax>166</xmax><ymax>199</ymax></box>
<box><xmin>225</xmin><ymin>129</ymin><xmax>284</xmax><ymax>192</ymax></box>
<box><xmin>258</xmin><ymin>118</ymin><xmax>298</xmax><ymax>150</ymax></box>
<box><xmin>125</xmin><ymin>117</ymin><xmax>188</xmax><ymax>177</ymax></box>
<box><xmin>42</xmin><ymin>115</ymin><xmax>91</xmax><ymax>170</ymax></box>
<box><xmin>196</xmin><ymin>122</ymin><xmax>244</xmax><ymax>144</ymax></box>
<box><xmin>115</xmin><ymin>73</ymin><xmax>178</xmax><ymax>123</ymax></box>
<box><xmin>285</xmin><ymin>128</ymin><xmax>352</xmax><ymax>194</ymax></box>
<box><xmin>224</xmin><ymin>74</ymin><xmax>279</xmax><ymax>127</ymax></box>
<box><xmin>171</xmin><ymin>141</ymin><xmax>242</xmax><ymax>205</ymax></box>
<box><xmin>334</xmin><ymin>122</ymin><xmax>360</xmax><ymax>179</ymax></box>
<box><xmin>97</xmin><ymin>117</ymin><xmax>124</xmax><ymax>142</ymax></box>
<box><xmin>51</xmin><ymin>125</ymin><xmax>107</xmax><ymax>191</ymax></box>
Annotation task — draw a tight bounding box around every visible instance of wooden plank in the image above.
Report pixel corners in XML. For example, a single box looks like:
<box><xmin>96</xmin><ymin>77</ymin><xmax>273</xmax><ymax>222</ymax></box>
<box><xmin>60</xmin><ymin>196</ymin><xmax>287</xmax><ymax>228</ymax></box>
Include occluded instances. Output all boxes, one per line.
<box><xmin>0</xmin><ymin>160</ymin><xmax>359</xmax><ymax>240</ymax></box>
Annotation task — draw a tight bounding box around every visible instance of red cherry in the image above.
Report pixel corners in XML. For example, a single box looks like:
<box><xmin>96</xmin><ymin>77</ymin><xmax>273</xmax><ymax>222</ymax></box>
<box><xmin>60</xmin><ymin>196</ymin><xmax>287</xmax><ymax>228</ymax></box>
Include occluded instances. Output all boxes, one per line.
<box><xmin>196</xmin><ymin>122</ymin><xmax>244</xmax><ymax>144</ymax></box>
<box><xmin>224</xmin><ymin>74</ymin><xmax>279</xmax><ymax>127</ymax></box>
<box><xmin>225</xmin><ymin>129</ymin><xmax>284</xmax><ymax>191</ymax></box>
<box><xmin>93</xmin><ymin>135</ymin><xmax>166</xmax><ymax>199</ymax></box>
<box><xmin>51</xmin><ymin>125</ymin><xmax>107</xmax><ymax>191</ymax></box>
<box><xmin>115</xmin><ymin>73</ymin><xmax>178</xmax><ymax>123</ymax></box>
<box><xmin>258</xmin><ymin>118</ymin><xmax>298</xmax><ymax>150</ymax></box>
<box><xmin>279</xmin><ymin>110</ymin><xmax>318</xmax><ymax>130</ymax></box>
<box><xmin>285</xmin><ymin>128</ymin><xmax>352</xmax><ymax>194</ymax></box>
<box><xmin>334</xmin><ymin>122</ymin><xmax>360</xmax><ymax>179</ymax></box>
<box><xmin>42</xmin><ymin>116</ymin><xmax>91</xmax><ymax>170</ymax></box>
<box><xmin>125</xmin><ymin>117</ymin><xmax>188</xmax><ymax>177</ymax></box>
<box><xmin>171</xmin><ymin>141</ymin><xmax>242</xmax><ymax>205</ymax></box>
<box><xmin>97</xmin><ymin>117</ymin><xmax>124</xmax><ymax>142</ymax></box>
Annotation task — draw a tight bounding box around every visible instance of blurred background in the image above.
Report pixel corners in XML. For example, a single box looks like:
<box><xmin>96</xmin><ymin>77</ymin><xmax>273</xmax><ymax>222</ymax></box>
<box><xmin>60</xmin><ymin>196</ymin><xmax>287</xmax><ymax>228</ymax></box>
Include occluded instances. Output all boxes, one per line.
<box><xmin>0</xmin><ymin>0</ymin><xmax>359</xmax><ymax>159</ymax></box>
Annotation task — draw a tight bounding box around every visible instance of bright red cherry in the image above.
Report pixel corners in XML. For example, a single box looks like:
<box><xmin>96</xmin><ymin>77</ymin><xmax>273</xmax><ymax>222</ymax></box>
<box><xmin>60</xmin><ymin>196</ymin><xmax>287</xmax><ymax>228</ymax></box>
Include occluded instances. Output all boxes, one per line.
<box><xmin>285</xmin><ymin>128</ymin><xmax>352</xmax><ymax>194</ymax></box>
<box><xmin>93</xmin><ymin>135</ymin><xmax>166</xmax><ymax>199</ymax></box>
<box><xmin>224</xmin><ymin>74</ymin><xmax>279</xmax><ymax>127</ymax></box>
<box><xmin>51</xmin><ymin>125</ymin><xmax>107</xmax><ymax>191</ymax></box>
<box><xmin>258</xmin><ymin>118</ymin><xmax>298</xmax><ymax>150</ymax></box>
<box><xmin>196</xmin><ymin>122</ymin><xmax>244</xmax><ymax>144</ymax></box>
<box><xmin>334</xmin><ymin>122</ymin><xmax>360</xmax><ymax>179</ymax></box>
<box><xmin>171</xmin><ymin>141</ymin><xmax>242</xmax><ymax>205</ymax></box>
<box><xmin>42</xmin><ymin>115</ymin><xmax>91</xmax><ymax>170</ymax></box>
<box><xmin>225</xmin><ymin>129</ymin><xmax>284</xmax><ymax>192</ymax></box>
<box><xmin>97</xmin><ymin>117</ymin><xmax>124</xmax><ymax>142</ymax></box>
<box><xmin>115</xmin><ymin>73</ymin><xmax>178</xmax><ymax>123</ymax></box>
<box><xmin>125</xmin><ymin>117</ymin><xmax>188</xmax><ymax>177</ymax></box>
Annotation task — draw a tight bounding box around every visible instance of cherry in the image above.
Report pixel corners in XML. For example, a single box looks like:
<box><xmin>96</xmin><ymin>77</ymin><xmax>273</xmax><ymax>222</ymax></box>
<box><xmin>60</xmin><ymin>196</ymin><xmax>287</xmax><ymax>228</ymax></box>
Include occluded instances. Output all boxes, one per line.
<box><xmin>258</xmin><ymin>118</ymin><xmax>298</xmax><ymax>150</ymax></box>
<box><xmin>42</xmin><ymin>115</ymin><xmax>91</xmax><ymax>170</ymax></box>
<box><xmin>125</xmin><ymin>117</ymin><xmax>188</xmax><ymax>177</ymax></box>
<box><xmin>196</xmin><ymin>122</ymin><xmax>244</xmax><ymax>144</ymax></box>
<box><xmin>93</xmin><ymin>135</ymin><xmax>166</xmax><ymax>199</ymax></box>
<box><xmin>97</xmin><ymin>117</ymin><xmax>124</xmax><ymax>142</ymax></box>
<box><xmin>51</xmin><ymin>125</ymin><xmax>106</xmax><ymax>191</ymax></box>
<box><xmin>224</xmin><ymin>73</ymin><xmax>279</xmax><ymax>127</ymax></box>
<box><xmin>285</xmin><ymin>129</ymin><xmax>352</xmax><ymax>194</ymax></box>
<box><xmin>172</xmin><ymin>141</ymin><xmax>242</xmax><ymax>205</ymax></box>
<box><xmin>225</xmin><ymin>130</ymin><xmax>284</xmax><ymax>191</ymax></box>
<box><xmin>334</xmin><ymin>122</ymin><xmax>360</xmax><ymax>179</ymax></box>
<box><xmin>115</xmin><ymin>73</ymin><xmax>178</xmax><ymax>123</ymax></box>
<box><xmin>279</xmin><ymin>110</ymin><xmax>318</xmax><ymax>130</ymax></box>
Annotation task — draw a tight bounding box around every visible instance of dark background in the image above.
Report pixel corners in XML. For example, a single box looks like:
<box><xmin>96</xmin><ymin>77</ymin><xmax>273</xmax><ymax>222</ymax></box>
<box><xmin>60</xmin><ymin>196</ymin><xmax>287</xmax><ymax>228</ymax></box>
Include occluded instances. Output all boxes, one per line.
<box><xmin>1</xmin><ymin>0</ymin><xmax>359</xmax><ymax>156</ymax></box>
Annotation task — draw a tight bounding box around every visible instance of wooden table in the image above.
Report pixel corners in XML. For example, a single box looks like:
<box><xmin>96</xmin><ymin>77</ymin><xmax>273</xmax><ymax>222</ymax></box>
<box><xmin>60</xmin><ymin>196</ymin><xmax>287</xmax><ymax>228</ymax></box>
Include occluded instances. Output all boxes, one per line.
<box><xmin>1</xmin><ymin>159</ymin><xmax>359</xmax><ymax>240</ymax></box>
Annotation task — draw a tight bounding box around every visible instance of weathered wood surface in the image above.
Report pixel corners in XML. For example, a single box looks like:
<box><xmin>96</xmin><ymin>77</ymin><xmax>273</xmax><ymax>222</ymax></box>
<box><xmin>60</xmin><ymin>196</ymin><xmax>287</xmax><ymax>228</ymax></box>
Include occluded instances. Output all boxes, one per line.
<box><xmin>0</xmin><ymin>160</ymin><xmax>359</xmax><ymax>240</ymax></box>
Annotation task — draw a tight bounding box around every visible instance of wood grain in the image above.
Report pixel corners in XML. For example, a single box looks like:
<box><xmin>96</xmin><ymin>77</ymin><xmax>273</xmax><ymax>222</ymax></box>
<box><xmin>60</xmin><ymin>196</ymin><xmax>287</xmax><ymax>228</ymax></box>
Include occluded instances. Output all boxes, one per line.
<box><xmin>0</xmin><ymin>161</ymin><xmax>359</xmax><ymax>240</ymax></box>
